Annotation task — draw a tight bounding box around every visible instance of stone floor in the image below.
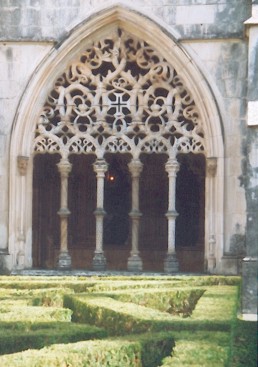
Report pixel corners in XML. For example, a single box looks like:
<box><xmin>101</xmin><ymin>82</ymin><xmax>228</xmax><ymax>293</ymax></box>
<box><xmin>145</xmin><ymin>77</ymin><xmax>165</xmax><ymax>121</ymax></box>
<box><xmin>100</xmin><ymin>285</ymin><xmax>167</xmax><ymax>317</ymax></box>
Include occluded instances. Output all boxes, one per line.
<box><xmin>10</xmin><ymin>269</ymin><xmax>205</xmax><ymax>277</ymax></box>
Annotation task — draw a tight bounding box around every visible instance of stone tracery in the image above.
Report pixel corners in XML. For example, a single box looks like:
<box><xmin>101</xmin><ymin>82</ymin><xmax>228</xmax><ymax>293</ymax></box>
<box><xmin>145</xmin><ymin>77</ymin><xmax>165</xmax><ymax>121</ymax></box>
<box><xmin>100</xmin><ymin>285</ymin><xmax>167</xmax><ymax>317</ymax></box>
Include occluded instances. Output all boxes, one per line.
<box><xmin>33</xmin><ymin>27</ymin><xmax>207</xmax><ymax>272</ymax></box>
<box><xmin>34</xmin><ymin>28</ymin><xmax>205</xmax><ymax>158</ymax></box>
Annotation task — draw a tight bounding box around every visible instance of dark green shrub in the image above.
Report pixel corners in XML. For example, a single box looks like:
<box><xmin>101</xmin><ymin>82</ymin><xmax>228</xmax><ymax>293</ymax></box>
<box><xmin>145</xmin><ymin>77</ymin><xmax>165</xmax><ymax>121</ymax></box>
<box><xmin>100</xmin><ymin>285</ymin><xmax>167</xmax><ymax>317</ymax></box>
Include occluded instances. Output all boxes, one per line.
<box><xmin>167</xmin><ymin>289</ymin><xmax>204</xmax><ymax>317</ymax></box>
<box><xmin>108</xmin><ymin>288</ymin><xmax>205</xmax><ymax>316</ymax></box>
<box><xmin>230</xmin><ymin>319</ymin><xmax>257</xmax><ymax>367</ymax></box>
<box><xmin>0</xmin><ymin>322</ymin><xmax>107</xmax><ymax>355</ymax></box>
<box><xmin>0</xmin><ymin>332</ymin><xmax>175</xmax><ymax>367</ymax></box>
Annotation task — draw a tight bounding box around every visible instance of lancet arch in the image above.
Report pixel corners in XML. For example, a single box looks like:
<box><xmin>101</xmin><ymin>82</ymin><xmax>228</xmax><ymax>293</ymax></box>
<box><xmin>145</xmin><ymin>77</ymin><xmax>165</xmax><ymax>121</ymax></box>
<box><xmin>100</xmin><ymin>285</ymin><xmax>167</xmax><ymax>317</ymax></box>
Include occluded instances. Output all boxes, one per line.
<box><xmin>9</xmin><ymin>5</ymin><xmax>224</xmax><ymax>273</ymax></box>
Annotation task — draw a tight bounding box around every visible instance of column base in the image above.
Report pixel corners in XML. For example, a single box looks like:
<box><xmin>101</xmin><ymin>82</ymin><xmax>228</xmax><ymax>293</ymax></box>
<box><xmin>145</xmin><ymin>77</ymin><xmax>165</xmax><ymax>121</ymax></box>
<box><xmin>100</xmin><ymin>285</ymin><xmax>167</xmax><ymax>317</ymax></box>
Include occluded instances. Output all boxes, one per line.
<box><xmin>127</xmin><ymin>254</ymin><xmax>143</xmax><ymax>272</ymax></box>
<box><xmin>92</xmin><ymin>252</ymin><xmax>106</xmax><ymax>271</ymax></box>
<box><xmin>164</xmin><ymin>253</ymin><xmax>179</xmax><ymax>273</ymax></box>
<box><xmin>57</xmin><ymin>251</ymin><xmax>71</xmax><ymax>269</ymax></box>
<box><xmin>207</xmin><ymin>256</ymin><xmax>216</xmax><ymax>273</ymax></box>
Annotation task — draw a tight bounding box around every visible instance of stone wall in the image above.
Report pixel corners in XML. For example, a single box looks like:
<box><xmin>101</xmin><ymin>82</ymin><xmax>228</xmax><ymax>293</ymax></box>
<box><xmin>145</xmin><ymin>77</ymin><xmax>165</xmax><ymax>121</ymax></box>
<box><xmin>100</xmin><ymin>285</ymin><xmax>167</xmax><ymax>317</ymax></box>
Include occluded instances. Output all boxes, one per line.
<box><xmin>0</xmin><ymin>0</ymin><xmax>256</xmax><ymax>285</ymax></box>
<box><xmin>0</xmin><ymin>0</ymin><xmax>251</xmax><ymax>41</ymax></box>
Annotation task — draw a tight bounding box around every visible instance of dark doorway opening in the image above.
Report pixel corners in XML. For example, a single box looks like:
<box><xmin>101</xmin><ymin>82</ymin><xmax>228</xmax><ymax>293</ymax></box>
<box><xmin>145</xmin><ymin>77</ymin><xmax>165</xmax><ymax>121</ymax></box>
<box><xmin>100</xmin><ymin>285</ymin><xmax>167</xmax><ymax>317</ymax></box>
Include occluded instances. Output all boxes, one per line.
<box><xmin>68</xmin><ymin>154</ymin><xmax>96</xmax><ymax>268</ymax></box>
<box><xmin>103</xmin><ymin>154</ymin><xmax>131</xmax><ymax>269</ymax></box>
<box><xmin>103</xmin><ymin>154</ymin><xmax>131</xmax><ymax>247</ymax></box>
<box><xmin>175</xmin><ymin>153</ymin><xmax>206</xmax><ymax>272</ymax></box>
<box><xmin>139</xmin><ymin>153</ymin><xmax>168</xmax><ymax>271</ymax></box>
<box><xmin>32</xmin><ymin>152</ymin><xmax>205</xmax><ymax>272</ymax></box>
<box><xmin>32</xmin><ymin>153</ymin><xmax>60</xmax><ymax>268</ymax></box>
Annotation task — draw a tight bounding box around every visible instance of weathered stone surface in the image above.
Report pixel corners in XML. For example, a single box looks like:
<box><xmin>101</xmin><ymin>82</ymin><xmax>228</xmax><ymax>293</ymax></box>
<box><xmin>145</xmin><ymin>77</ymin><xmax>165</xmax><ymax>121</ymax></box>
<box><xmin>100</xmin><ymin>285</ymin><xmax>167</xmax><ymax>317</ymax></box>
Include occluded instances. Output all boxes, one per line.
<box><xmin>242</xmin><ymin>258</ymin><xmax>258</xmax><ymax>316</ymax></box>
<box><xmin>0</xmin><ymin>0</ymin><xmax>252</xmax><ymax>41</ymax></box>
<box><xmin>0</xmin><ymin>0</ymin><xmax>256</xmax><ymax>318</ymax></box>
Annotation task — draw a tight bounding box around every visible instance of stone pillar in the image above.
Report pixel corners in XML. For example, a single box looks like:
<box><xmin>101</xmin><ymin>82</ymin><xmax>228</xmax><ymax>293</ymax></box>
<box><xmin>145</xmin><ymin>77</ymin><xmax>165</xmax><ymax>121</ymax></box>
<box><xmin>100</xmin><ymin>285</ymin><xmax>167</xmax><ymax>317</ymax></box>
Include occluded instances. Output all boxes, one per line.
<box><xmin>206</xmin><ymin>157</ymin><xmax>217</xmax><ymax>272</ymax></box>
<box><xmin>242</xmin><ymin>5</ymin><xmax>258</xmax><ymax>320</ymax></box>
<box><xmin>92</xmin><ymin>159</ymin><xmax>108</xmax><ymax>271</ymax></box>
<box><xmin>16</xmin><ymin>155</ymin><xmax>29</xmax><ymax>269</ymax></box>
<box><xmin>241</xmin><ymin>258</ymin><xmax>258</xmax><ymax>320</ymax></box>
<box><xmin>127</xmin><ymin>159</ymin><xmax>143</xmax><ymax>272</ymax></box>
<box><xmin>244</xmin><ymin>5</ymin><xmax>258</xmax><ymax>127</ymax></box>
<box><xmin>57</xmin><ymin>158</ymin><xmax>72</xmax><ymax>269</ymax></box>
<box><xmin>164</xmin><ymin>158</ymin><xmax>179</xmax><ymax>273</ymax></box>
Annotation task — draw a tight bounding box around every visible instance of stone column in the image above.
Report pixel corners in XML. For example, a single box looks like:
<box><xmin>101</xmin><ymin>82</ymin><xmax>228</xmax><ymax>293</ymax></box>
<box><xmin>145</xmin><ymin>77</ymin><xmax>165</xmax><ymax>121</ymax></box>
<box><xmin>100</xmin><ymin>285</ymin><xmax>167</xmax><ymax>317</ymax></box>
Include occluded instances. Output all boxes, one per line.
<box><xmin>16</xmin><ymin>155</ymin><xmax>29</xmax><ymax>269</ymax></box>
<box><xmin>164</xmin><ymin>158</ymin><xmax>179</xmax><ymax>273</ymax></box>
<box><xmin>127</xmin><ymin>159</ymin><xmax>143</xmax><ymax>271</ymax></box>
<box><xmin>92</xmin><ymin>159</ymin><xmax>108</xmax><ymax>271</ymax></box>
<box><xmin>57</xmin><ymin>158</ymin><xmax>72</xmax><ymax>269</ymax></box>
<box><xmin>206</xmin><ymin>157</ymin><xmax>217</xmax><ymax>272</ymax></box>
<box><xmin>242</xmin><ymin>6</ymin><xmax>258</xmax><ymax>319</ymax></box>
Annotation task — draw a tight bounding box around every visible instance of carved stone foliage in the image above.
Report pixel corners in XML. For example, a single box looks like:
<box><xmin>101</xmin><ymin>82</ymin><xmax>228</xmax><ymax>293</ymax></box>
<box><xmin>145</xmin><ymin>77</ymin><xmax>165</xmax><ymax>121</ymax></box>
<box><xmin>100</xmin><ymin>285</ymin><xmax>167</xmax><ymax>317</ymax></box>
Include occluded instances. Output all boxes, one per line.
<box><xmin>34</xmin><ymin>28</ymin><xmax>205</xmax><ymax>159</ymax></box>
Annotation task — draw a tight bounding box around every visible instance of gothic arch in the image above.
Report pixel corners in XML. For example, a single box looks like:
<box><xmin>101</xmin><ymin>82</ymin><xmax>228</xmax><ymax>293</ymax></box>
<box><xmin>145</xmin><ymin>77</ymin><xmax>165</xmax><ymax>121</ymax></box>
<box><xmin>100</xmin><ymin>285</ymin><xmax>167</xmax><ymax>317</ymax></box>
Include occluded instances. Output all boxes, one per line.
<box><xmin>9</xmin><ymin>5</ymin><xmax>224</xmax><ymax>272</ymax></box>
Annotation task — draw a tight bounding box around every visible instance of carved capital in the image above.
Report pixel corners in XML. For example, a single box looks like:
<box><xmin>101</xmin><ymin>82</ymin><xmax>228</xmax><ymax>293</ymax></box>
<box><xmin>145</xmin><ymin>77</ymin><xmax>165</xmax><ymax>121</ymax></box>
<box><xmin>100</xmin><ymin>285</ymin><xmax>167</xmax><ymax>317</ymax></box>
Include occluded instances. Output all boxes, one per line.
<box><xmin>206</xmin><ymin>157</ymin><xmax>217</xmax><ymax>177</ymax></box>
<box><xmin>57</xmin><ymin>159</ymin><xmax>72</xmax><ymax>178</ymax></box>
<box><xmin>93</xmin><ymin>159</ymin><xmax>108</xmax><ymax>177</ymax></box>
<box><xmin>128</xmin><ymin>159</ymin><xmax>143</xmax><ymax>178</ymax></box>
<box><xmin>17</xmin><ymin>156</ymin><xmax>29</xmax><ymax>176</ymax></box>
<box><xmin>165</xmin><ymin>158</ymin><xmax>180</xmax><ymax>176</ymax></box>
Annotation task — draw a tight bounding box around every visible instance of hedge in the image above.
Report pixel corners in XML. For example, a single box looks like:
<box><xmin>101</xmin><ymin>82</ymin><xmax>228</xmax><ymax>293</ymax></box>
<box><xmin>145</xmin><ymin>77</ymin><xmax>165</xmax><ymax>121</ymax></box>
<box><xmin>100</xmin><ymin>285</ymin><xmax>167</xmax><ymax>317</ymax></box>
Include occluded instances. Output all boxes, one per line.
<box><xmin>0</xmin><ymin>322</ymin><xmax>107</xmax><ymax>355</ymax></box>
<box><xmin>64</xmin><ymin>286</ymin><xmax>238</xmax><ymax>335</ymax></box>
<box><xmin>0</xmin><ymin>275</ymin><xmax>244</xmax><ymax>366</ymax></box>
<box><xmin>0</xmin><ymin>332</ymin><xmax>175</xmax><ymax>367</ymax></box>
<box><xmin>105</xmin><ymin>287</ymin><xmax>205</xmax><ymax>316</ymax></box>
<box><xmin>159</xmin><ymin>330</ymin><xmax>231</xmax><ymax>367</ymax></box>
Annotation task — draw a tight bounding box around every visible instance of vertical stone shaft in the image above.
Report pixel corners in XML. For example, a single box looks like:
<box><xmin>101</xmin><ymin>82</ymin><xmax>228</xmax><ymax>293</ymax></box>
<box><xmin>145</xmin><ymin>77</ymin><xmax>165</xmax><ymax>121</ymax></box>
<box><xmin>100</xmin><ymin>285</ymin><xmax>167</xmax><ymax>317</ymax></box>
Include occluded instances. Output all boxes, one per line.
<box><xmin>127</xmin><ymin>159</ymin><xmax>143</xmax><ymax>271</ymax></box>
<box><xmin>57</xmin><ymin>158</ymin><xmax>72</xmax><ymax>269</ymax></box>
<box><xmin>92</xmin><ymin>159</ymin><xmax>108</xmax><ymax>270</ymax></box>
<box><xmin>16</xmin><ymin>155</ymin><xmax>29</xmax><ymax>269</ymax></box>
<box><xmin>164</xmin><ymin>158</ymin><xmax>179</xmax><ymax>273</ymax></box>
<box><xmin>206</xmin><ymin>157</ymin><xmax>217</xmax><ymax>271</ymax></box>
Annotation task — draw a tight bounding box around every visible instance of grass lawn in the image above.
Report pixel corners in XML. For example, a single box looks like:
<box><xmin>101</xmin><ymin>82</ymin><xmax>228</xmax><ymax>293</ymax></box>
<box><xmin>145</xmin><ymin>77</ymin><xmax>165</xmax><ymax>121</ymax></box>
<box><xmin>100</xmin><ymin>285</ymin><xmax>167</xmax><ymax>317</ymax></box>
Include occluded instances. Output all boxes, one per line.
<box><xmin>0</xmin><ymin>275</ymin><xmax>256</xmax><ymax>366</ymax></box>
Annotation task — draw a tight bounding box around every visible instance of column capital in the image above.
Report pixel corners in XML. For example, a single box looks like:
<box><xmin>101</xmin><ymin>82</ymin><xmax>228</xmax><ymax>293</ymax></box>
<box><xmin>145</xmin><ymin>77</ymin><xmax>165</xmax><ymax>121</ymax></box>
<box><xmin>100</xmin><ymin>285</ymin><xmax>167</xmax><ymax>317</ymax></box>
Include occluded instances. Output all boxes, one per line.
<box><xmin>128</xmin><ymin>159</ymin><xmax>143</xmax><ymax>177</ymax></box>
<box><xmin>57</xmin><ymin>159</ymin><xmax>72</xmax><ymax>178</ymax></box>
<box><xmin>93</xmin><ymin>158</ymin><xmax>108</xmax><ymax>176</ymax></box>
<box><xmin>206</xmin><ymin>157</ymin><xmax>217</xmax><ymax>177</ymax></box>
<box><xmin>165</xmin><ymin>158</ymin><xmax>180</xmax><ymax>175</ymax></box>
<box><xmin>17</xmin><ymin>155</ymin><xmax>29</xmax><ymax>176</ymax></box>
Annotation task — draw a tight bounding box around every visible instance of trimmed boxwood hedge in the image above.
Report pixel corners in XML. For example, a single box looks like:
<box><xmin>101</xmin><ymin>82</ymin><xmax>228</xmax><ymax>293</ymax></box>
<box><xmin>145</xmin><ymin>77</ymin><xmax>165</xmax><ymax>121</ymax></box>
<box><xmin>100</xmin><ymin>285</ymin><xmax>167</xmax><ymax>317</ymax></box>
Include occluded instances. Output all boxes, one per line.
<box><xmin>105</xmin><ymin>288</ymin><xmax>205</xmax><ymax>316</ymax></box>
<box><xmin>0</xmin><ymin>332</ymin><xmax>175</xmax><ymax>367</ymax></box>
<box><xmin>0</xmin><ymin>275</ymin><xmax>245</xmax><ymax>367</ymax></box>
<box><xmin>0</xmin><ymin>322</ymin><xmax>107</xmax><ymax>355</ymax></box>
<box><xmin>63</xmin><ymin>286</ymin><xmax>237</xmax><ymax>335</ymax></box>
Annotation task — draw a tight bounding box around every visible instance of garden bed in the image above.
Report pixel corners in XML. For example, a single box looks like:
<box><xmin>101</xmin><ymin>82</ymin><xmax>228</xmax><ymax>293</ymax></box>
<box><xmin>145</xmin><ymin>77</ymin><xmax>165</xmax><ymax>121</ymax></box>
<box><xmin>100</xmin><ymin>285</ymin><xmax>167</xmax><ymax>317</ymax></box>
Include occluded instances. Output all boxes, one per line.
<box><xmin>0</xmin><ymin>275</ymin><xmax>255</xmax><ymax>366</ymax></box>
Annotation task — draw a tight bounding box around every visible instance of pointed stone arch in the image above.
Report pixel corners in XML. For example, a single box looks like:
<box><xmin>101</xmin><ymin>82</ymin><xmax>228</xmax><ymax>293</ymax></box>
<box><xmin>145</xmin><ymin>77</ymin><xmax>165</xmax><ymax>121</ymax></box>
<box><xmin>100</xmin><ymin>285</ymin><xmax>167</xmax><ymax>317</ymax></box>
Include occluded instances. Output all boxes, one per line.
<box><xmin>9</xmin><ymin>5</ymin><xmax>224</xmax><ymax>272</ymax></box>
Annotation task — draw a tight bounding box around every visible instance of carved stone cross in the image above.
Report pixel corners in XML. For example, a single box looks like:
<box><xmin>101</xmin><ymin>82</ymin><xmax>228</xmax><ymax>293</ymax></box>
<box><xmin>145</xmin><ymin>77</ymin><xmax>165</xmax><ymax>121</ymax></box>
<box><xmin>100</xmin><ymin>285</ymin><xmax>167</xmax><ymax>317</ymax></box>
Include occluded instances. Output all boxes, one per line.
<box><xmin>108</xmin><ymin>92</ymin><xmax>130</xmax><ymax>117</ymax></box>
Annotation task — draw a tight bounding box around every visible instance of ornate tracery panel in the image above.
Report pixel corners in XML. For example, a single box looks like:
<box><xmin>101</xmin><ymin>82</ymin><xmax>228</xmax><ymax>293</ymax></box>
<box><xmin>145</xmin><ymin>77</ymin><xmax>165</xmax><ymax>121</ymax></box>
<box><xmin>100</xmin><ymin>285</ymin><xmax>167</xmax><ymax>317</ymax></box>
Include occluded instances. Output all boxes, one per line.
<box><xmin>34</xmin><ymin>28</ymin><xmax>205</xmax><ymax>158</ymax></box>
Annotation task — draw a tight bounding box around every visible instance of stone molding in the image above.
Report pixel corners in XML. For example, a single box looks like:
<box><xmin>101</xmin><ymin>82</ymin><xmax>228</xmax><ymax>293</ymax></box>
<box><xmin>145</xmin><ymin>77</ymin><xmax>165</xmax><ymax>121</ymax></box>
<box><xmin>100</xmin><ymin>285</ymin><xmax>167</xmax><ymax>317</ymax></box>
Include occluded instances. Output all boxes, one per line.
<box><xmin>8</xmin><ymin>6</ymin><xmax>224</xmax><ymax>273</ymax></box>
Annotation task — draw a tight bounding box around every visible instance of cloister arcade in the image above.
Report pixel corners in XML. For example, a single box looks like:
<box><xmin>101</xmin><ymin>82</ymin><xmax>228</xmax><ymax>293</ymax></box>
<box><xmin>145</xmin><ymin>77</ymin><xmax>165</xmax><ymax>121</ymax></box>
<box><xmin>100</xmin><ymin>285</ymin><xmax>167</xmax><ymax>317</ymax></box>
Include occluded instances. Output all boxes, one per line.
<box><xmin>10</xmin><ymin>8</ymin><xmax>224</xmax><ymax>273</ymax></box>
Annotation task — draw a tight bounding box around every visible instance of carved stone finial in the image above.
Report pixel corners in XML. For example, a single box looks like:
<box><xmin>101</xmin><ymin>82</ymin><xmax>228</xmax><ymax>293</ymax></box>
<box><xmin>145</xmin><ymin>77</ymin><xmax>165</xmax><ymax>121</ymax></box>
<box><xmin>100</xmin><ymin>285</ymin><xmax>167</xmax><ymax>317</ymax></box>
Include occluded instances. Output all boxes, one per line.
<box><xmin>206</xmin><ymin>157</ymin><xmax>217</xmax><ymax>177</ymax></box>
<box><xmin>17</xmin><ymin>156</ymin><xmax>29</xmax><ymax>176</ymax></box>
